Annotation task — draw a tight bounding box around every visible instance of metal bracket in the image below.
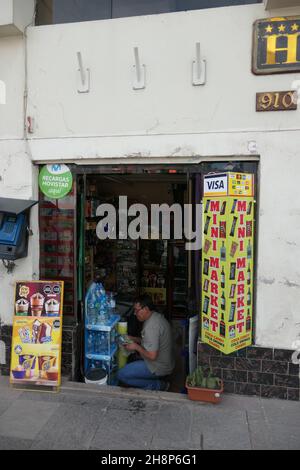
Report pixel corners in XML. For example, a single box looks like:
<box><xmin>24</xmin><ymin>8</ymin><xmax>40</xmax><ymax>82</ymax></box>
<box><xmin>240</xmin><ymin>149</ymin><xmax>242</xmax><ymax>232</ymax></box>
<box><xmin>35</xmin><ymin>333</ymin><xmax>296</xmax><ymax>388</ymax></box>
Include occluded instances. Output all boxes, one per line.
<box><xmin>192</xmin><ymin>43</ymin><xmax>206</xmax><ymax>86</ymax></box>
<box><xmin>133</xmin><ymin>47</ymin><xmax>146</xmax><ymax>90</ymax></box>
<box><xmin>77</xmin><ymin>52</ymin><xmax>90</xmax><ymax>93</ymax></box>
<box><xmin>2</xmin><ymin>259</ymin><xmax>16</xmax><ymax>274</ymax></box>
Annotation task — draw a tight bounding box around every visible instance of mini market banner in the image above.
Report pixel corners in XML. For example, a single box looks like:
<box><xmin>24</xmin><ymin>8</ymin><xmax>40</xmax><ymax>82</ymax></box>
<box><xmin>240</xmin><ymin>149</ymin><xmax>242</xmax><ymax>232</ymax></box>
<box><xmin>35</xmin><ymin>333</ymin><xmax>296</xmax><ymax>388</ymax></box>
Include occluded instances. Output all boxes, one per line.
<box><xmin>10</xmin><ymin>281</ymin><xmax>64</xmax><ymax>388</ymax></box>
<box><xmin>201</xmin><ymin>173</ymin><xmax>255</xmax><ymax>355</ymax></box>
<box><xmin>39</xmin><ymin>164</ymin><xmax>73</xmax><ymax>199</ymax></box>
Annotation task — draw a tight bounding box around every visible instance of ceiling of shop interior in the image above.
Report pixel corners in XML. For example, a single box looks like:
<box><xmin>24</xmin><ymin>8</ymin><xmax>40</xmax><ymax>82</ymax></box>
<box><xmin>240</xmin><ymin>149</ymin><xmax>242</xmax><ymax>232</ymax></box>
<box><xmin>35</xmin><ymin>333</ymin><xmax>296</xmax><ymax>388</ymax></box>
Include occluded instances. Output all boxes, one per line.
<box><xmin>88</xmin><ymin>174</ymin><xmax>187</xmax><ymax>205</ymax></box>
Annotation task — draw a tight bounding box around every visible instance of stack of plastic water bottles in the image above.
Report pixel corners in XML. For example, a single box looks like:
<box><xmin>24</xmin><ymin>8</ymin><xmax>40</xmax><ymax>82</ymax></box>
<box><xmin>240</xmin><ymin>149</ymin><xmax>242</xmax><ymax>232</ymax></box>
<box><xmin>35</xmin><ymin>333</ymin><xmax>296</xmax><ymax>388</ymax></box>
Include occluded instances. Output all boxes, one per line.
<box><xmin>85</xmin><ymin>282</ymin><xmax>119</xmax><ymax>359</ymax></box>
<box><xmin>85</xmin><ymin>281</ymin><xmax>108</xmax><ymax>326</ymax></box>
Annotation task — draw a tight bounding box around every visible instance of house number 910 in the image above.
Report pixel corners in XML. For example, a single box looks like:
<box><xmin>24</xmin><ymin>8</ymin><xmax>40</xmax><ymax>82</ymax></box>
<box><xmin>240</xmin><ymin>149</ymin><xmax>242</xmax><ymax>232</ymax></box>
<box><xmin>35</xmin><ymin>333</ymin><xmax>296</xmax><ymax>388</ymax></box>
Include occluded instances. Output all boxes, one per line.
<box><xmin>256</xmin><ymin>91</ymin><xmax>297</xmax><ymax>112</ymax></box>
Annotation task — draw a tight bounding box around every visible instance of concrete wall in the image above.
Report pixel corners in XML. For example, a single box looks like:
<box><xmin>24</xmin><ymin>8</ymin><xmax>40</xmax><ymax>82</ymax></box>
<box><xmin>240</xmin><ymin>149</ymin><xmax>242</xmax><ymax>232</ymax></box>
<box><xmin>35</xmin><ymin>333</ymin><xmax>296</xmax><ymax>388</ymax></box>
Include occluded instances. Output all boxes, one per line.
<box><xmin>0</xmin><ymin>3</ymin><xmax>300</xmax><ymax>349</ymax></box>
<box><xmin>0</xmin><ymin>34</ymin><xmax>39</xmax><ymax>325</ymax></box>
<box><xmin>26</xmin><ymin>4</ymin><xmax>300</xmax><ymax>139</ymax></box>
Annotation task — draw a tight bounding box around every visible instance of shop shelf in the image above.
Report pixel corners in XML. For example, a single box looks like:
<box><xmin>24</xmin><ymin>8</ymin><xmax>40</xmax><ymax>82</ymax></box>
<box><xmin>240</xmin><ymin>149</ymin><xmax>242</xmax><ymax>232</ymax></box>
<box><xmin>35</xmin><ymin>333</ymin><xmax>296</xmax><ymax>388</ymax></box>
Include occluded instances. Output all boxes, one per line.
<box><xmin>85</xmin><ymin>343</ymin><xmax>118</xmax><ymax>362</ymax></box>
<box><xmin>141</xmin><ymin>264</ymin><xmax>166</xmax><ymax>270</ymax></box>
<box><xmin>85</xmin><ymin>314</ymin><xmax>120</xmax><ymax>331</ymax></box>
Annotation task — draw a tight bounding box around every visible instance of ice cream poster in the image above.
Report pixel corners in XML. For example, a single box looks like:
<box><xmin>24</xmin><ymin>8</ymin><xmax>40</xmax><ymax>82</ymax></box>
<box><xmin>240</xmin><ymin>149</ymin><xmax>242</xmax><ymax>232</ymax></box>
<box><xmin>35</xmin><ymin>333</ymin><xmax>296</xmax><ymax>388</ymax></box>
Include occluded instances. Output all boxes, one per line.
<box><xmin>10</xmin><ymin>281</ymin><xmax>64</xmax><ymax>387</ymax></box>
<box><xmin>14</xmin><ymin>281</ymin><xmax>64</xmax><ymax>317</ymax></box>
<box><xmin>201</xmin><ymin>173</ymin><xmax>255</xmax><ymax>355</ymax></box>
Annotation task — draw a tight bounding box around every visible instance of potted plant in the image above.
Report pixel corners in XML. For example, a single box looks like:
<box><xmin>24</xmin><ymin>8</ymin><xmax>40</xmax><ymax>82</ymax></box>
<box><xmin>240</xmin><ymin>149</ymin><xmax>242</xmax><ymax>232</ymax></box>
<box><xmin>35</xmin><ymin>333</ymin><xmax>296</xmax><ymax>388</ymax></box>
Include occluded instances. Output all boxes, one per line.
<box><xmin>186</xmin><ymin>366</ymin><xmax>223</xmax><ymax>404</ymax></box>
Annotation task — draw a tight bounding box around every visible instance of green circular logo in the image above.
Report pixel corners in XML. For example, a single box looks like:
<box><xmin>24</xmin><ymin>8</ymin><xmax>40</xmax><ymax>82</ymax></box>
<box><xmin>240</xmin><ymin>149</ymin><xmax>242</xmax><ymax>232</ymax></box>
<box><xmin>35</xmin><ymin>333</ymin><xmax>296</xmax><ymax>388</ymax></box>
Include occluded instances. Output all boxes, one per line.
<box><xmin>39</xmin><ymin>164</ymin><xmax>73</xmax><ymax>199</ymax></box>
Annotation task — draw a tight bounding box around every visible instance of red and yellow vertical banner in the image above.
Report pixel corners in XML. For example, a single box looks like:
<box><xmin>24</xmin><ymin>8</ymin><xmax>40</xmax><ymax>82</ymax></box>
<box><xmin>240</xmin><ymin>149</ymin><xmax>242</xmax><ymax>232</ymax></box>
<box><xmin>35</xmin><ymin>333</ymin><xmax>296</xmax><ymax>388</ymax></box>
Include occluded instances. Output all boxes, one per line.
<box><xmin>10</xmin><ymin>281</ymin><xmax>64</xmax><ymax>388</ymax></box>
<box><xmin>201</xmin><ymin>173</ymin><xmax>254</xmax><ymax>354</ymax></box>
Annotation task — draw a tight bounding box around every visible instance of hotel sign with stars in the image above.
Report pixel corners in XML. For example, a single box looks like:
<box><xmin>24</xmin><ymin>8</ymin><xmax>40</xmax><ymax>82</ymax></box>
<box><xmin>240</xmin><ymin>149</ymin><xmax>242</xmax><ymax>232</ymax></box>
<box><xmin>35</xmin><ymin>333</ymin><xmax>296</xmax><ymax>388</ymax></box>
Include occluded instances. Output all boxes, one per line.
<box><xmin>252</xmin><ymin>16</ymin><xmax>300</xmax><ymax>74</ymax></box>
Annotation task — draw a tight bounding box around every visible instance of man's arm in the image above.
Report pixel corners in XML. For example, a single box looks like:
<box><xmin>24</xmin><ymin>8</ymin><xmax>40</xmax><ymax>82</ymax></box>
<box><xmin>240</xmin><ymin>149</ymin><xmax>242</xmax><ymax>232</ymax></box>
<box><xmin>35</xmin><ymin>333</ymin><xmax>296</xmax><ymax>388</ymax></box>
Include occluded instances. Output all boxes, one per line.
<box><xmin>124</xmin><ymin>342</ymin><xmax>158</xmax><ymax>361</ymax></box>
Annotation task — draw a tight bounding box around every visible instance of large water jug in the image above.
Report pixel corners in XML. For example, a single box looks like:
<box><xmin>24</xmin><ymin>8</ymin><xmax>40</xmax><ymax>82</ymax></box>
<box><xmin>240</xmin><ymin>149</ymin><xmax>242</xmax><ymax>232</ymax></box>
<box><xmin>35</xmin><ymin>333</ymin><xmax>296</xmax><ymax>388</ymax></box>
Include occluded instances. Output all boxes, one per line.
<box><xmin>95</xmin><ymin>282</ymin><xmax>108</xmax><ymax>324</ymax></box>
<box><xmin>85</xmin><ymin>282</ymin><xmax>98</xmax><ymax>325</ymax></box>
<box><xmin>106</xmin><ymin>292</ymin><xmax>116</xmax><ymax>319</ymax></box>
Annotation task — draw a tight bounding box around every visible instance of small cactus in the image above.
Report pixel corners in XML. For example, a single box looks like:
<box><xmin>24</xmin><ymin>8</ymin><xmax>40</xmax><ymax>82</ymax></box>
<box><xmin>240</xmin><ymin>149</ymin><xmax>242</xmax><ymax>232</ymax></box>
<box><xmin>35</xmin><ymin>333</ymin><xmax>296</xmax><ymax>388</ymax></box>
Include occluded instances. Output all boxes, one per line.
<box><xmin>187</xmin><ymin>366</ymin><xmax>221</xmax><ymax>390</ymax></box>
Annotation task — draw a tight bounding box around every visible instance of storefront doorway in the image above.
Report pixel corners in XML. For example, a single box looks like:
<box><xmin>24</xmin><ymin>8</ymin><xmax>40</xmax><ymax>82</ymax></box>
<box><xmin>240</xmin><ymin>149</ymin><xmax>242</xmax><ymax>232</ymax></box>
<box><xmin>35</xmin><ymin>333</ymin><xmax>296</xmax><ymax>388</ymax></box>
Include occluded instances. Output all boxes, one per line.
<box><xmin>39</xmin><ymin>160</ymin><xmax>258</xmax><ymax>392</ymax></box>
<box><xmin>77</xmin><ymin>166</ymin><xmax>200</xmax><ymax>392</ymax></box>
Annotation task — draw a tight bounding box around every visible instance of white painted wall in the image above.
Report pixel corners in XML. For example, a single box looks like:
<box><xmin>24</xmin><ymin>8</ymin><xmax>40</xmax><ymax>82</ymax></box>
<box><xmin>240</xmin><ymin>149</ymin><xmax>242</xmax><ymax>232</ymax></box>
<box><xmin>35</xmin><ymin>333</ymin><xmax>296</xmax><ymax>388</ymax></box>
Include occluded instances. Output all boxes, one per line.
<box><xmin>0</xmin><ymin>34</ymin><xmax>38</xmax><ymax>325</ymax></box>
<box><xmin>0</xmin><ymin>0</ymin><xmax>35</xmax><ymax>36</ymax></box>
<box><xmin>13</xmin><ymin>0</ymin><xmax>35</xmax><ymax>33</ymax></box>
<box><xmin>0</xmin><ymin>0</ymin><xmax>13</xmax><ymax>26</ymax></box>
<box><xmin>0</xmin><ymin>3</ymin><xmax>300</xmax><ymax>349</ymax></box>
<box><xmin>26</xmin><ymin>4</ymin><xmax>300</xmax><ymax>139</ymax></box>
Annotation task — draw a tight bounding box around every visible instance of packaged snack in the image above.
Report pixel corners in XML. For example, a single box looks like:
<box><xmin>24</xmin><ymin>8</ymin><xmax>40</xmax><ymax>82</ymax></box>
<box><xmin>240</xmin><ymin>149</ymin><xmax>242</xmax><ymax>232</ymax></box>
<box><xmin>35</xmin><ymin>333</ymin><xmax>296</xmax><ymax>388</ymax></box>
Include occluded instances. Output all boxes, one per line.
<box><xmin>38</xmin><ymin>355</ymin><xmax>57</xmax><ymax>379</ymax></box>
<box><xmin>19</xmin><ymin>354</ymin><xmax>36</xmax><ymax>379</ymax></box>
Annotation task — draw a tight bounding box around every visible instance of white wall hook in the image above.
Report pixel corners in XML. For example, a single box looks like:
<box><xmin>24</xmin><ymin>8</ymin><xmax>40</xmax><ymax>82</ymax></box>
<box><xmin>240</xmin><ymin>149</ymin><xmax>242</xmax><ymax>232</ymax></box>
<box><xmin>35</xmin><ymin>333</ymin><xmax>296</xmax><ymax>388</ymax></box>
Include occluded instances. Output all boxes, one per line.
<box><xmin>192</xmin><ymin>42</ymin><xmax>206</xmax><ymax>86</ymax></box>
<box><xmin>77</xmin><ymin>51</ymin><xmax>90</xmax><ymax>93</ymax></box>
<box><xmin>133</xmin><ymin>47</ymin><xmax>146</xmax><ymax>90</ymax></box>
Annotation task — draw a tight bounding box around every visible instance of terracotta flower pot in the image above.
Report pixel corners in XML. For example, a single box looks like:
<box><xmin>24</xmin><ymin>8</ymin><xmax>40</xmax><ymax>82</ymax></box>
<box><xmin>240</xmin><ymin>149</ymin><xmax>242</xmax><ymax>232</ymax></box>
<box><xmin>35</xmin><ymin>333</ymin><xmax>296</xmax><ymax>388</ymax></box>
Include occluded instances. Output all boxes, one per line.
<box><xmin>185</xmin><ymin>380</ymin><xmax>224</xmax><ymax>404</ymax></box>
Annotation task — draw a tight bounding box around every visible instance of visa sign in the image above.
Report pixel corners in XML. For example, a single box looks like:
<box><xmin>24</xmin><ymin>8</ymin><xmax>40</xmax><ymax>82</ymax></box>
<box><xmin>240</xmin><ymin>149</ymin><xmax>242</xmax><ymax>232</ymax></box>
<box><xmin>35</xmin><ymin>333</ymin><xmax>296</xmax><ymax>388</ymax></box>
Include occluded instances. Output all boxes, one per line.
<box><xmin>204</xmin><ymin>174</ymin><xmax>228</xmax><ymax>196</ymax></box>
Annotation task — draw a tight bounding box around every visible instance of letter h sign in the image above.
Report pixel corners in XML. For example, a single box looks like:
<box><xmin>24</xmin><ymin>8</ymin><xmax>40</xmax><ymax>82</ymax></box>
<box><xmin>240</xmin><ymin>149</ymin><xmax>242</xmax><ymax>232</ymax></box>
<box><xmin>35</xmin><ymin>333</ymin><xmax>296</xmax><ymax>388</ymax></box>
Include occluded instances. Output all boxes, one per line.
<box><xmin>252</xmin><ymin>16</ymin><xmax>300</xmax><ymax>74</ymax></box>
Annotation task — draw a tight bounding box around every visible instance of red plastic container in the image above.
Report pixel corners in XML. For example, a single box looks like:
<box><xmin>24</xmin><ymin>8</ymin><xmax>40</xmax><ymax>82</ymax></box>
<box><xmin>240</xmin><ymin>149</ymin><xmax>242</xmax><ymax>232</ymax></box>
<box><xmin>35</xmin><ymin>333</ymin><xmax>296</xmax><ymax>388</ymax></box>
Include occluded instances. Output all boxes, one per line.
<box><xmin>185</xmin><ymin>381</ymin><xmax>224</xmax><ymax>404</ymax></box>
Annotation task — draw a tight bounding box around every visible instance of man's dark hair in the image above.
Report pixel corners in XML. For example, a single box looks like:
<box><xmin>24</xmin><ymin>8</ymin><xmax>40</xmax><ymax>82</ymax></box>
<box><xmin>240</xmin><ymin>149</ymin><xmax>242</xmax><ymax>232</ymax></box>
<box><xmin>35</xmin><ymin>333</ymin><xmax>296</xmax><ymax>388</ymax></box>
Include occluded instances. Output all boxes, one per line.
<box><xmin>134</xmin><ymin>294</ymin><xmax>155</xmax><ymax>311</ymax></box>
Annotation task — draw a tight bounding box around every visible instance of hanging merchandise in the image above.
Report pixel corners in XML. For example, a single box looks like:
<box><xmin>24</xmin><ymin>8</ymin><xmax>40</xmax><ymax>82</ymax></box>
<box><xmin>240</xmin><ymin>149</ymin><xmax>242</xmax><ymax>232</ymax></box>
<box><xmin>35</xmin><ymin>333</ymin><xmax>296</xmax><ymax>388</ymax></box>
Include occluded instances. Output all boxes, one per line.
<box><xmin>201</xmin><ymin>172</ymin><xmax>255</xmax><ymax>355</ymax></box>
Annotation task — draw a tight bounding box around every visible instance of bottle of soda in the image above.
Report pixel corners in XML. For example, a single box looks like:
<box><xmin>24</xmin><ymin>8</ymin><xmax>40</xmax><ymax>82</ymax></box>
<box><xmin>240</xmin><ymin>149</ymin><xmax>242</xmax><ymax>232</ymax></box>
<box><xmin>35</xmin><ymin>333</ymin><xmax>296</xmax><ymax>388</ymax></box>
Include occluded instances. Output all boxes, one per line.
<box><xmin>220</xmin><ymin>242</ymin><xmax>226</xmax><ymax>261</ymax></box>
<box><xmin>221</xmin><ymin>267</ymin><xmax>225</xmax><ymax>289</ymax></box>
<box><xmin>221</xmin><ymin>291</ymin><xmax>225</xmax><ymax>311</ymax></box>
<box><xmin>247</xmin><ymin>264</ymin><xmax>251</xmax><ymax>285</ymax></box>
<box><xmin>247</xmin><ymin>240</ymin><xmax>252</xmax><ymax>259</ymax></box>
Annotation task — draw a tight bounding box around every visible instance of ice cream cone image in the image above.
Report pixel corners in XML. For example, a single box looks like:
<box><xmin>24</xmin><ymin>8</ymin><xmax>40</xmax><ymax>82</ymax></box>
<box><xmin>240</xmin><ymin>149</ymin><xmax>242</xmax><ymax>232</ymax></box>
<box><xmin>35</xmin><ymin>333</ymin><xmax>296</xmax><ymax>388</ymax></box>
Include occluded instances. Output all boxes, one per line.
<box><xmin>32</xmin><ymin>320</ymin><xmax>41</xmax><ymax>344</ymax></box>
<box><xmin>15</xmin><ymin>299</ymin><xmax>29</xmax><ymax>316</ymax></box>
<box><xmin>30</xmin><ymin>293</ymin><xmax>45</xmax><ymax>317</ymax></box>
<box><xmin>45</xmin><ymin>299</ymin><xmax>60</xmax><ymax>317</ymax></box>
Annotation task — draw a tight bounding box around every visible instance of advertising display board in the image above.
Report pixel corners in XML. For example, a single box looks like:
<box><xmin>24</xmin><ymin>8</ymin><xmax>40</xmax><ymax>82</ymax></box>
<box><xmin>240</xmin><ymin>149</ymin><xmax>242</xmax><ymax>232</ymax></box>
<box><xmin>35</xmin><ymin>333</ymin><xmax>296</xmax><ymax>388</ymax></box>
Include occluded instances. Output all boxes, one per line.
<box><xmin>201</xmin><ymin>173</ymin><xmax>255</xmax><ymax>355</ymax></box>
<box><xmin>10</xmin><ymin>281</ymin><xmax>64</xmax><ymax>388</ymax></box>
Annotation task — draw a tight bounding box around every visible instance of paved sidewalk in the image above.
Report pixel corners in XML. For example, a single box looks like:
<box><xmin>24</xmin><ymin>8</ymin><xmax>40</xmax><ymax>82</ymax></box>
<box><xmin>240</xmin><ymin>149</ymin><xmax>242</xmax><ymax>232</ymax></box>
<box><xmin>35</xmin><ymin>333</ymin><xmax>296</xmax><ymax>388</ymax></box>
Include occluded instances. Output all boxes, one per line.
<box><xmin>0</xmin><ymin>376</ymin><xmax>299</xmax><ymax>450</ymax></box>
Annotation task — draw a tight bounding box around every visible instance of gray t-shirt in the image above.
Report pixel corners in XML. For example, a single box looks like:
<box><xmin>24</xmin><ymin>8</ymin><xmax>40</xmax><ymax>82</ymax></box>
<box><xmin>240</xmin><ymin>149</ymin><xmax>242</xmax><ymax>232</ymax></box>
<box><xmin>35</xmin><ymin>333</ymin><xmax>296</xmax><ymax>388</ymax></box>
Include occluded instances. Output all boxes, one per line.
<box><xmin>141</xmin><ymin>311</ymin><xmax>175</xmax><ymax>376</ymax></box>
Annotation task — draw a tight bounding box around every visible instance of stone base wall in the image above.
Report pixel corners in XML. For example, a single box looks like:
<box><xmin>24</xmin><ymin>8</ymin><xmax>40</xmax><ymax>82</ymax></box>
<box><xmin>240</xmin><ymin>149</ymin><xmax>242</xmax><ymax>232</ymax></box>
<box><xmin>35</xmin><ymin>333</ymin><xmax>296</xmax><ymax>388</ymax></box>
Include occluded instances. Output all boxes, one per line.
<box><xmin>0</xmin><ymin>322</ymin><xmax>81</xmax><ymax>381</ymax></box>
<box><xmin>198</xmin><ymin>342</ymin><xmax>300</xmax><ymax>401</ymax></box>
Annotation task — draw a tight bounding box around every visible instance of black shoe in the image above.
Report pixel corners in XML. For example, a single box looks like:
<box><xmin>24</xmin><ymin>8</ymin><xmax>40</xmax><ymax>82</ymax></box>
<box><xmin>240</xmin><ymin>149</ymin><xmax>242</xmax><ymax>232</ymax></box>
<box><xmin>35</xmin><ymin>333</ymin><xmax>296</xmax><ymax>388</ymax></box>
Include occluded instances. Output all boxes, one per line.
<box><xmin>160</xmin><ymin>381</ymin><xmax>170</xmax><ymax>392</ymax></box>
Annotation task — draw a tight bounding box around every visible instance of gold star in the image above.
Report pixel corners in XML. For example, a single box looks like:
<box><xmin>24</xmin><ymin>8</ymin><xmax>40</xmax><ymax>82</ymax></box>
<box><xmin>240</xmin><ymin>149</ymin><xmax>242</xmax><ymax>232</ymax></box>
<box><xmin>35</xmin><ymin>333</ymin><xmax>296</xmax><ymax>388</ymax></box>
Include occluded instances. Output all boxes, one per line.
<box><xmin>265</xmin><ymin>25</ymin><xmax>273</xmax><ymax>33</ymax></box>
<box><xmin>291</xmin><ymin>23</ymin><xmax>299</xmax><ymax>32</ymax></box>
<box><xmin>278</xmin><ymin>24</ymin><xmax>286</xmax><ymax>32</ymax></box>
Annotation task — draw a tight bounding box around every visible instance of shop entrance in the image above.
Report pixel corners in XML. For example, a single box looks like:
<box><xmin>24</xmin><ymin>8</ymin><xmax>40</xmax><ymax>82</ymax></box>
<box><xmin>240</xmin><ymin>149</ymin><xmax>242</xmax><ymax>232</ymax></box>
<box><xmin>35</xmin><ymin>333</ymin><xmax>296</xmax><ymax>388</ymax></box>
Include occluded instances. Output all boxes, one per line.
<box><xmin>38</xmin><ymin>160</ymin><xmax>258</xmax><ymax>391</ymax></box>
<box><xmin>77</xmin><ymin>167</ymin><xmax>201</xmax><ymax>392</ymax></box>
